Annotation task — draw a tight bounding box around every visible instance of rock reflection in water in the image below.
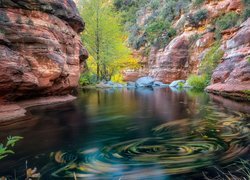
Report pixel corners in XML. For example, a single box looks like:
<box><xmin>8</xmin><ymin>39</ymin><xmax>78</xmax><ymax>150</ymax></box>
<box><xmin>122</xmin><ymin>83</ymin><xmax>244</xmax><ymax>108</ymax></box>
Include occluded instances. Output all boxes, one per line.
<box><xmin>0</xmin><ymin>88</ymin><xmax>249</xmax><ymax>179</ymax></box>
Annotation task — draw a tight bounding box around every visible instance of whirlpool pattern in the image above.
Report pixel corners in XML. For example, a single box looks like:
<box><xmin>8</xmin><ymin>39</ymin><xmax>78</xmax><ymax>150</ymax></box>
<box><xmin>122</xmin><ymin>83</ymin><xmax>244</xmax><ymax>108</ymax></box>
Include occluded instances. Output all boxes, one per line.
<box><xmin>48</xmin><ymin>106</ymin><xmax>250</xmax><ymax>179</ymax></box>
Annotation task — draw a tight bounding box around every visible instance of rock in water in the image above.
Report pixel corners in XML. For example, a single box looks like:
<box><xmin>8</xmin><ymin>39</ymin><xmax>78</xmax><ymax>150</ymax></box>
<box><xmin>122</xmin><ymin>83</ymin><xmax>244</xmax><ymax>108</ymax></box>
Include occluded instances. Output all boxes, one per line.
<box><xmin>136</xmin><ymin>77</ymin><xmax>155</xmax><ymax>87</ymax></box>
<box><xmin>169</xmin><ymin>80</ymin><xmax>186</xmax><ymax>88</ymax></box>
<box><xmin>0</xmin><ymin>0</ymin><xmax>88</xmax><ymax>100</ymax></box>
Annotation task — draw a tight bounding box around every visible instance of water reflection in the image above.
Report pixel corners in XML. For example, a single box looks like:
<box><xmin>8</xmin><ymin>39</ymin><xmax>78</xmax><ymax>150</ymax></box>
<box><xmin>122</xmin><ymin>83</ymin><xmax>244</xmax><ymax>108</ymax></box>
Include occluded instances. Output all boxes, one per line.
<box><xmin>0</xmin><ymin>88</ymin><xmax>249</xmax><ymax>179</ymax></box>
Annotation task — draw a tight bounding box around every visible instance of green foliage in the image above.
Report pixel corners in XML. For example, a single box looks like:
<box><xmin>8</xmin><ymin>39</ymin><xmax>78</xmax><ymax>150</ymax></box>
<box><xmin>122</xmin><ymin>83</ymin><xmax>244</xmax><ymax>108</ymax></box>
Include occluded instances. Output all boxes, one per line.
<box><xmin>199</xmin><ymin>42</ymin><xmax>224</xmax><ymax>78</ymax></box>
<box><xmin>178</xmin><ymin>82</ymin><xmax>185</xmax><ymax>89</ymax></box>
<box><xmin>187</xmin><ymin>42</ymin><xmax>224</xmax><ymax>91</ymax></box>
<box><xmin>78</xmin><ymin>0</ymin><xmax>139</xmax><ymax>83</ymax></box>
<box><xmin>186</xmin><ymin>9</ymin><xmax>208</xmax><ymax>27</ymax></box>
<box><xmin>248</xmin><ymin>57</ymin><xmax>250</xmax><ymax>63</ymax></box>
<box><xmin>114</xmin><ymin>0</ymin><xmax>192</xmax><ymax>50</ymax></box>
<box><xmin>79</xmin><ymin>72</ymin><xmax>97</xmax><ymax>86</ymax></box>
<box><xmin>0</xmin><ymin>136</ymin><xmax>22</xmax><ymax>160</ymax></box>
<box><xmin>241</xmin><ymin>0</ymin><xmax>250</xmax><ymax>21</ymax></box>
<box><xmin>192</xmin><ymin>0</ymin><xmax>205</xmax><ymax>7</ymax></box>
<box><xmin>187</xmin><ymin>74</ymin><xmax>209</xmax><ymax>91</ymax></box>
<box><xmin>145</xmin><ymin>19</ymin><xmax>176</xmax><ymax>48</ymax></box>
<box><xmin>243</xmin><ymin>8</ymin><xmax>250</xmax><ymax>20</ymax></box>
<box><xmin>215</xmin><ymin>12</ymin><xmax>240</xmax><ymax>39</ymax></box>
<box><xmin>242</xmin><ymin>90</ymin><xmax>250</xmax><ymax>95</ymax></box>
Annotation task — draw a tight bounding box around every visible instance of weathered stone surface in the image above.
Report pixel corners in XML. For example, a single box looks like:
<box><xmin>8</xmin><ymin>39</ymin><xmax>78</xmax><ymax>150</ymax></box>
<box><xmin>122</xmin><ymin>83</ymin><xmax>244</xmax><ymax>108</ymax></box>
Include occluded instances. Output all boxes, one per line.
<box><xmin>123</xmin><ymin>71</ymin><xmax>141</xmax><ymax>82</ymax></box>
<box><xmin>0</xmin><ymin>0</ymin><xmax>88</xmax><ymax>100</ymax></box>
<box><xmin>136</xmin><ymin>76</ymin><xmax>155</xmax><ymax>87</ymax></box>
<box><xmin>206</xmin><ymin>18</ymin><xmax>250</xmax><ymax>100</ymax></box>
<box><xmin>149</xmin><ymin>34</ymin><xmax>191</xmax><ymax>84</ymax></box>
<box><xmin>0</xmin><ymin>95</ymin><xmax>77</xmax><ymax>121</ymax></box>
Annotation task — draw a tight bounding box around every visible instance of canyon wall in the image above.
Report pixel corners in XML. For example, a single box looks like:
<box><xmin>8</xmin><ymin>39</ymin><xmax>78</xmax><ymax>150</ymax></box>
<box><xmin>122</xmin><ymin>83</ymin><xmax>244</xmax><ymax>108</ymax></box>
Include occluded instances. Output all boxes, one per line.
<box><xmin>123</xmin><ymin>0</ymin><xmax>249</xmax><ymax>99</ymax></box>
<box><xmin>0</xmin><ymin>0</ymin><xmax>88</xmax><ymax>101</ymax></box>
<box><xmin>206</xmin><ymin>18</ymin><xmax>250</xmax><ymax>100</ymax></box>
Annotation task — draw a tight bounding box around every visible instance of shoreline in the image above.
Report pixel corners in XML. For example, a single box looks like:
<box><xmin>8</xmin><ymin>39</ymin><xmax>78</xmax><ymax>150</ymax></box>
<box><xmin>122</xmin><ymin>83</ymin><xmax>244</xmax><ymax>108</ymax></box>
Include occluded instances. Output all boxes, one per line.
<box><xmin>0</xmin><ymin>95</ymin><xmax>77</xmax><ymax>121</ymax></box>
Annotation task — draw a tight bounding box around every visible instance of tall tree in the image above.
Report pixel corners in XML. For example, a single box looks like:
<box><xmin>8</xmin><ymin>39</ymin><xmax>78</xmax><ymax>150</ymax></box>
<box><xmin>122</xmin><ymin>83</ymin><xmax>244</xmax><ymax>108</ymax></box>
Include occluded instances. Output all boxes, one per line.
<box><xmin>78</xmin><ymin>0</ymin><xmax>138</xmax><ymax>82</ymax></box>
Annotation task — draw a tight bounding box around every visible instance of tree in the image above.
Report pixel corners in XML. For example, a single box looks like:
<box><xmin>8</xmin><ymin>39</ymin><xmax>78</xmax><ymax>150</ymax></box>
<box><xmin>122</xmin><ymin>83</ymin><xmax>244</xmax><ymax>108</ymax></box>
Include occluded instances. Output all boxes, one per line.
<box><xmin>78</xmin><ymin>0</ymin><xmax>138</xmax><ymax>82</ymax></box>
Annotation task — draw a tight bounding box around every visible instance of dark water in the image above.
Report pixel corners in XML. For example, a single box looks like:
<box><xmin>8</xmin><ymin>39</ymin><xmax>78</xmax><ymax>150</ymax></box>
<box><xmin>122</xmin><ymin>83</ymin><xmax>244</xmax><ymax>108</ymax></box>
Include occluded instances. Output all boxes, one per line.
<box><xmin>0</xmin><ymin>88</ymin><xmax>249</xmax><ymax>179</ymax></box>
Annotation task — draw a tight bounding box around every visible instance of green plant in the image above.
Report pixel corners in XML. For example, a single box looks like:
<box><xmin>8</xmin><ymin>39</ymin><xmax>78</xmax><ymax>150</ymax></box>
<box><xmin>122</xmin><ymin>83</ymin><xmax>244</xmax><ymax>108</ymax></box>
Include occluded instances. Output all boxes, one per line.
<box><xmin>187</xmin><ymin>74</ymin><xmax>209</xmax><ymax>91</ymax></box>
<box><xmin>186</xmin><ymin>9</ymin><xmax>208</xmax><ymax>27</ymax></box>
<box><xmin>178</xmin><ymin>82</ymin><xmax>185</xmax><ymax>89</ymax></box>
<box><xmin>242</xmin><ymin>90</ymin><xmax>250</xmax><ymax>95</ymax></box>
<box><xmin>200</xmin><ymin>42</ymin><xmax>224</xmax><ymax>78</ymax></box>
<box><xmin>145</xmin><ymin>19</ymin><xmax>176</xmax><ymax>48</ymax></box>
<box><xmin>214</xmin><ymin>12</ymin><xmax>240</xmax><ymax>39</ymax></box>
<box><xmin>192</xmin><ymin>0</ymin><xmax>205</xmax><ymax>7</ymax></box>
<box><xmin>248</xmin><ymin>57</ymin><xmax>250</xmax><ymax>63</ymax></box>
<box><xmin>0</xmin><ymin>136</ymin><xmax>23</xmax><ymax>160</ymax></box>
<box><xmin>79</xmin><ymin>72</ymin><xmax>98</xmax><ymax>86</ymax></box>
<box><xmin>243</xmin><ymin>7</ymin><xmax>250</xmax><ymax>21</ymax></box>
<box><xmin>241</xmin><ymin>0</ymin><xmax>250</xmax><ymax>20</ymax></box>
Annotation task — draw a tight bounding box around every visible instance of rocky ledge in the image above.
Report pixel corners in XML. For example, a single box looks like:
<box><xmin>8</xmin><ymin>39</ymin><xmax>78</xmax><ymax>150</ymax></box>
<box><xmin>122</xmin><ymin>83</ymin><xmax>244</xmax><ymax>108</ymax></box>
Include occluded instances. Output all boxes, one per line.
<box><xmin>206</xmin><ymin>18</ymin><xmax>250</xmax><ymax>100</ymax></box>
<box><xmin>0</xmin><ymin>95</ymin><xmax>76</xmax><ymax>121</ymax></box>
<box><xmin>0</xmin><ymin>0</ymin><xmax>88</xmax><ymax>100</ymax></box>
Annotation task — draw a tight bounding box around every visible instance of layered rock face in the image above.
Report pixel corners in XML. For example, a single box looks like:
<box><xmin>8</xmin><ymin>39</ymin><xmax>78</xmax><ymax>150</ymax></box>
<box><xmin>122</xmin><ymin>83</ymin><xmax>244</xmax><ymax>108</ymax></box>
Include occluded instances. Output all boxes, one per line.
<box><xmin>124</xmin><ymin>0</ymin><xmax>249</xmax><ymax>100</ymax></box>
<box><xmin>148</xmin><ymin>34</ymin><xmax>191</xmax><ymax>84</ymax></box>
<box><xmin>206</xmin><ymin>18</ymin><xmax>250</xmax><ymax>100</ymax></box>
<box><xmin>0</xmin><ymin>0</ymin><xmax>88</xmax><ymax>100</ymax></box>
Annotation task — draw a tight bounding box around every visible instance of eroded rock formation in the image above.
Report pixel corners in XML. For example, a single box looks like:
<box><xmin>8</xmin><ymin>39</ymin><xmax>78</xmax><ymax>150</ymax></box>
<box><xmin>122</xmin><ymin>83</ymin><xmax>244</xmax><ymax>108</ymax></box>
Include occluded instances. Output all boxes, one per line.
<box><xmin>206</xmin><ymin>18</ymin><xmax>250</xmax><ymax>100</ymax></box>
<box><xmin>0</xmin><ymin>0</ymin><xmax>88</xmax><ymax>100</ymax></box>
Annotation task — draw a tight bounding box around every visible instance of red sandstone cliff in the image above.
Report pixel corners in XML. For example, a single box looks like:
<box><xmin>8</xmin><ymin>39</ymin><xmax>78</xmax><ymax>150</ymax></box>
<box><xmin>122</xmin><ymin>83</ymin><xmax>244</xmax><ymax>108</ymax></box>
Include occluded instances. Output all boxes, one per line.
<box><xmin>0</xmin><ymin>0</ymin><xmax>88</xmax><ymax>101</ymax></box>
<box><xmin>123</xmin><ymin>0</ymin><xmax>249</xmax><ymax>99</ymax></box>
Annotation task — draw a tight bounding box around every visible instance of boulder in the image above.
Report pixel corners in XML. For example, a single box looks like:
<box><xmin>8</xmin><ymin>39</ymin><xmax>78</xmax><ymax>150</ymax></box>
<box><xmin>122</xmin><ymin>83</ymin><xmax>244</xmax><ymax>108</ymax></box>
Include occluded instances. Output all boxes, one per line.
<box><xmin>153</xmin><ymin>81</ymin><xmax>168</xmax><ymax>87</ymax></box>
<box><xmin>136</xmin><ymin>77</ymin><xmax>155</xmax><ymax>87</ymax></box>
<box><xmin>169</xmin><ymin>80</ymin><xmax>186</xmax><ymax>88</ymax></box>
<box><xmin>127</xmin><ymin>82</ymin><xmax>136</xmax><ymax>88</ymax></box>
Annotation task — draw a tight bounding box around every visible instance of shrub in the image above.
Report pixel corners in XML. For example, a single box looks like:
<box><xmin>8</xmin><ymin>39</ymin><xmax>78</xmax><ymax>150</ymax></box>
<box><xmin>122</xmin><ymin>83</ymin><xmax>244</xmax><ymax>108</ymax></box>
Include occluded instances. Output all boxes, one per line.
<box><xmin>242</xmin><ymin>7</ymin><xmax>250</xmax><ymax>21</ymax></box>
<box><xmin>186</xmin><ymin>9</ymin><xmax>208</xmax><ymax>27</ymax></box>
<box><xmin>145</xmin><ymin>19</ymin><xmax>176</xmax><ymax>48</ymax></box>
<box><xmin>187</xmin><ymin>74</ymin><xmax>209</xmax><ymax>91</ymax></box>
<box><xmin>188</xmin><ymin>42</ymin><xmax>224</xmax><ymax>91</ymax></box>
<box><xmin>199</xmin><ymin>42</ymin><xmax>224</xmax><ymax>78</ymax></box>
<box><xmin>178</xmin><ymin>81</ymin><xmax>185</xmax><ymax>89</ymax></box>
<box><xmin>79</xmin><ymin>72</ymin><xmax>98</xmax><ymax>86</ymax></box>
<box><xmin>215</xmin><ymin>12</ymin><xmax>240</xmax><ymax>39</ymax></box>
<box><xmin>192</xmin><ymin>0</ymin><xmax>205</xmax><ymax>7</ymax></box>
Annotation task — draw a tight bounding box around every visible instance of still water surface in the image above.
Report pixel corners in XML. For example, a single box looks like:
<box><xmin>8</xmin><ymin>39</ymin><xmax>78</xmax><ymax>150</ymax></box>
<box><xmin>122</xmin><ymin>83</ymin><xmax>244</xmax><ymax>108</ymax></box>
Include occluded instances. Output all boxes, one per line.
<box><xmin>0</xmin><ymin>88</ymin><xmax>249</xmax><ymax>179</ymax></box>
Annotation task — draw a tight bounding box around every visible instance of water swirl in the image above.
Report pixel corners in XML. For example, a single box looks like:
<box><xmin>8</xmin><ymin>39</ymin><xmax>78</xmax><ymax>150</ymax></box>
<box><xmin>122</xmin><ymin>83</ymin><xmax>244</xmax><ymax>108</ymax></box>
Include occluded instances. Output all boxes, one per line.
<box><xmin>47</xmin><ymin>108</ymin><xmax>249</xmax><ymax>178</ymax></box>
